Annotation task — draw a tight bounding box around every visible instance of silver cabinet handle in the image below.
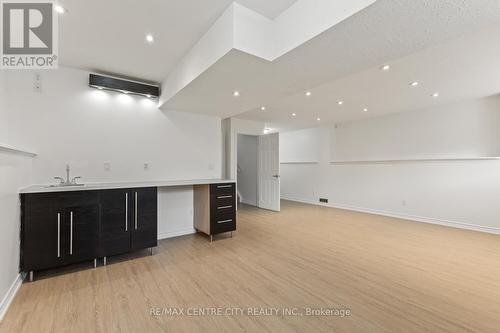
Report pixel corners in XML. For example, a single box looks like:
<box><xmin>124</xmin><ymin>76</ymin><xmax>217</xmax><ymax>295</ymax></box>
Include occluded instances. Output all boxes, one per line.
<box><xmin>217</xmin><ymin>195</ymin><xmax>232</xmax><ymax>199</ymax></box>
<box><xmin>134</xmin><ymin>192</ymin><xmax>138</xmax><ymax>230</ymax></box>
<box><xmin>57</xmin><ymin>213</ymin><xmax>61</xmax><ymax>258</ymax></box>
<box><xmin>125</xmin><ymin>193</ymin><xmax>128</xmax><ymax>231</ymax></box>
<box><xmin>217</xmin><ymin>219</ymin><xmax>233</xmax><ymax>224</ymax></box>
<box><xmin>217</xmin><ymin>185</ymin><xmax>232</xmax><ymax>188</ymax></box>
<box><xmin>70</xmin><ymin>211</ymin><xmax>73</xmax><ymax>255</ymax></box>
<box><xmin>217</xmin><ymin>205</ymin><xmax>233</xmax><ymax>210</ymax></box>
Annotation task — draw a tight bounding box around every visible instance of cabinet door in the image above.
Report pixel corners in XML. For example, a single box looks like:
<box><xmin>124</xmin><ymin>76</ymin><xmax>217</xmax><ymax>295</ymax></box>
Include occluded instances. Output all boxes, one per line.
<box><xmin>21</xmin><ymin>194</ymin><xmax>65</xmax><ymax>271</ymax></box>
<box><xmin>131</xmin><ymin>187</ymin><xmax>158</xmax><ymax>250</ymax></box>
<box><xmin>64</xmin><ymin>204</ymin><xmax>99</xmax><ymax>264</ymax></box>
<box><xmin>100</xmin><ymin>189</ymin><xmax>131</xmax><ymax>256</ymax></box>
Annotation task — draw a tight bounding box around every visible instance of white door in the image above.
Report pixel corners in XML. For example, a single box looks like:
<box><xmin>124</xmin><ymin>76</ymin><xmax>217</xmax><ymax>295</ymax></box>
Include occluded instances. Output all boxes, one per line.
<box><xmin>258</xmin><ymin>133</ymin><xmax>280</xmax><ymax>211</ymax></box>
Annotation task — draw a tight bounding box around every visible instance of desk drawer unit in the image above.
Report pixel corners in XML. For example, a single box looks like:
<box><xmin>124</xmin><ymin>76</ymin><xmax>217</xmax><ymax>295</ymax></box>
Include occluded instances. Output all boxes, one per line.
<box><xmin>194</xmin><ymin>182</ymin><xmax>236</xmax><ymax>241</ymax></box>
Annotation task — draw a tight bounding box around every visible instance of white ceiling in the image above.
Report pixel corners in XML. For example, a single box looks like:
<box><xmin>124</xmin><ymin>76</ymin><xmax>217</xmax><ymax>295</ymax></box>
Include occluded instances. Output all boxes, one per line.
<box><xmin>235</xmin><ymin>0</ymin><xmax>298</xmax><ymax>19</ymax></box>
<box><xmin>240</xmin><ymin>24</ymin><xmax>500</xmax><ymax>131</ymax></box>
<box><xmin>57</xmin><ymin>0</ymin><xmax>298</xmax><ymax>83</ymax></box>
<box><xmin>57</xmin><ymin>0</ymin><xmax>500</xmax><ymax>132</ymax></box>
<box><xmin>58</xmin><ymin>0</ymin><xmax>234</xmax><ymax>82</ymax></box>
<box><xmin>162</xmin><ymin>0</ymin><xmax>500</xmax><ymax>130</ymax></box>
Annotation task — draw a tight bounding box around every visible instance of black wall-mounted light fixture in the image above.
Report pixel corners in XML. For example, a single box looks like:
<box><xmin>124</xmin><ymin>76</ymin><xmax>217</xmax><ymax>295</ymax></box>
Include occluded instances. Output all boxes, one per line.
<box><xmin>89</xmin><ymin>74</ymin><xmax>160</xmax><ymax>98</ymax></box>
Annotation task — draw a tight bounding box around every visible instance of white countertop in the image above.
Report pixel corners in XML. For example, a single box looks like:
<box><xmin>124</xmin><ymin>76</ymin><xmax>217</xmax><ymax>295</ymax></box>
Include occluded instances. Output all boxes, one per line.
<box><xmin>20</xmin><ymin>179</ymin><xmax>235</xmax><ymax>194</ymax></box>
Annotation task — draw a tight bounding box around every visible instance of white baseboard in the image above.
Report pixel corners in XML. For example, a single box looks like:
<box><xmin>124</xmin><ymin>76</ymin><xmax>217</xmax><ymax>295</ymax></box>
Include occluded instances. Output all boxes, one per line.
<box><xmin>0</xmin><ymin>273</ymin><xmax>25</xmax><ymax>322</ymax></box>
<box><xmin>158</xmin><ymin>228</ymin><xmax>196</xmax><ymax>240</ymax></box>
<box><xmin>281</xmin><ymin>196</ymin><xmax>500</xmax><ymax>235</ymax></box>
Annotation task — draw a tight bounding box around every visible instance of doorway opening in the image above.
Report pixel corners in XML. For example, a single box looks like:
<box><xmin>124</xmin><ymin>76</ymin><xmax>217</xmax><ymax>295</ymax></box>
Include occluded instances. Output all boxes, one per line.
<box><xmin>236</xmin><ymin>133</ymin><xmax>280</xmax><ymax>212</ymax></box>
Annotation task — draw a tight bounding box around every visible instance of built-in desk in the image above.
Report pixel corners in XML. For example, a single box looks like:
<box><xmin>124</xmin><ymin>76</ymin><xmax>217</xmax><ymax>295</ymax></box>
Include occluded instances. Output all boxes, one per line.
<box><xmin>19</xmin><ymin>179</ymin><xmax>236</xmax><ymax>281</ymax></box>
<box><xmin>20</xmin><ymin>178</ymin><xmax>235</xmax><ymax>194</ymax></box>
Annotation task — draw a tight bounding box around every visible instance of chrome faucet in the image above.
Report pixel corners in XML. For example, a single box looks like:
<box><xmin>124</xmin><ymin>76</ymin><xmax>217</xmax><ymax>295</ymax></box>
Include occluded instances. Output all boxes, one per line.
<box><xmin>54</xmin><ymin>164</ymin><xmax>82</xmax><ymax>186</ymax></box>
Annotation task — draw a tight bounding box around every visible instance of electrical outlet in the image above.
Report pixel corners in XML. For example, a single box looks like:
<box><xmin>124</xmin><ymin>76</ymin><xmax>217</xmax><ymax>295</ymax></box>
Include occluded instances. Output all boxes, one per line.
<box><xmin>208</xmin><ymin>163</ymin><xmax>215</xmax><ymax>170</ymax></box>
<box><xmin>319</xmin><ymin>198</ymin><xmax>328</xmax><ymax>203</ymax></box>
<box><xmin>104</xmin><ymin>162</ymin><xmax>111</xmax><ymax>171</ymax></box>
<box><xmin>402</xmin><ymin>200</ymin><xmax>407</xmax><ymax>206</ymax></box>
<box><xmin>144</xmin><ymin>163</ymin><xmax>150</xmax><ymax>171</ymax></box>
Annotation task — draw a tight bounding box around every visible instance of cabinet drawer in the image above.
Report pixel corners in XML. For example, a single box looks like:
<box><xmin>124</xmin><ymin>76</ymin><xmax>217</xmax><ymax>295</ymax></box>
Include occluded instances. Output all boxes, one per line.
<box><xmin>210</xmin><ymin>183</ymin><xmax>235</xmax><ymax>195</ymax></box>
<box><xmin>212</xmin><ymin>193</ymin><xmax>235</xmax><ymax>206</ymax></box>
<box><xmin>211</xmin><ymin>206</ymin><xmax>235</xmax><ymax>220</ymax></box>
<box><xmin>211</xmin><ymin>215</ymin><xmax>236</xmax><ymax>234</ymax></box>
<box><xmin>211</xmin><ymin>197</ymin><xmax>235</xmax><ymax>212</ymax></box>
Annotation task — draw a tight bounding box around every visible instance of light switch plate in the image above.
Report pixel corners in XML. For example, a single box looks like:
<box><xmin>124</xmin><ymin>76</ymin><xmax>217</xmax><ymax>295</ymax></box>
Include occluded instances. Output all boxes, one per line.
<box><xmin>33</xmin><ymin>73</ymin><xmax>42</xmax><ymax>93</ymax></box>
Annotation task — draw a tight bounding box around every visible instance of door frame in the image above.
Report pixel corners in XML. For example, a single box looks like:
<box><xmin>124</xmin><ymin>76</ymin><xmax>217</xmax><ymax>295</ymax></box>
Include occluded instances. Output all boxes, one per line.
<box><xmin>235</xmin><ymin>131</ymin><xmax>280</xmax><ymax>211</ymax></box>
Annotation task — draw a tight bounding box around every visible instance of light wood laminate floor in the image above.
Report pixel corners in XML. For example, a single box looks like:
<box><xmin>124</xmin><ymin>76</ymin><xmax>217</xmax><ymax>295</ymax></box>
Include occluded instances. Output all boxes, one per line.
<box><xmin>2</xmin><ymin>200</ymin><xmax>500</xmax><ymax>333</ymax></box>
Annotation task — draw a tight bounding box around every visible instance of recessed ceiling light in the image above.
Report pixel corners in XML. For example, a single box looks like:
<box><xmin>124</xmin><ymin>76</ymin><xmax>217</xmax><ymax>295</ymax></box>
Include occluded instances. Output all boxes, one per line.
<box><xmin>261</xmin><ymin>106</ymin><xmax>266</xmax><ymax>111</ymax></box>
<box><xmin>316</xmin><ymin>117</ymin><xmax>321</xmax><ymax>121</ymax></box>
<box><xmin>233</xmin><ymin>91</ymin><xmax>240</xmax><ymax>97</ymax></box>
<box><xmin>145</xmin><ymin>34</ymin><xmax>154</xmax><ymax>43</ymax></box>
<box><xmin>432</xmin><ymin>92</ymin><xmax>440</xmax><ymax>98</ymax></box>
<box><xmin>380</xmin><ymin>64</ymin><xmax>390</xmax><ymax>71</ymax></box>
<box><xmin>337</xmin><ymin>101</ymin><xmax>344</xmax><ymax>105</ymax></box>
<box><xmin>363</xmin><ymin>108</ymin><xmax>368</xmax><ymax>112</ymax></box>
<box><xmin>292</xmin><ymin>113</ymin><xmax>296</xmax><ymax>117</ymax></box>
<box><xmin>146</xmin><ymin>94</ymin><xmax>152</xmax><ymax>98</ymax></box>
<box><xmin>97</xmin><ymin>87</ymin><xmax>104</xmax><ymax>90</ymax></box>
<box><xmin>305</xmin><ymin>91</ymin><xmax>312</xmax><ymax>97</ymax></box>
<box><xmin>409</xmin><ymin>81</ymin><xmax>419</xmax><ymax>87</ymax></box>
<box><xmin>54</xmin><ymin>5</ymin><xmax>65</xmax><ymax>14</ymax></box>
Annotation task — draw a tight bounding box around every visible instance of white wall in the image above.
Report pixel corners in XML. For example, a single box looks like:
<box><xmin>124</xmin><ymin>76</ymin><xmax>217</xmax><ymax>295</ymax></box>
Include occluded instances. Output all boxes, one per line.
<box><xmin>237</xmin><ymin>134</ymin><xmax>258</xmax><ymax>205</ymax></box>
<box><xmin>0</xmin><ymin>73</ymin><xmax>7</xmax><ymax>142</ymax></box>
<box><xmin>0</xmin><ymin>71</ymin><xmax>35</xmax><ymax>319</ymax></box>
<box><xmin>5</xmin><ymin>67</ymin><xmax>222</xmax><ymax>184</ymax></box>
<box><xmin>331</xmin><ymin>97</ymin><xmax>500</xmax><ymax>160</ymax></box>
<box><xmin>157</xmin><ymin>186</ymin><xmax>195</xmax><ymax>239</ymax></box>
<box><xmin>280</xmin><ymin>96</ymin><xmax>500</xmax><ymax>233</ymax></box>
<box><xmin>0</xmin><ymin>152</ymin><xmax>33</xmax><ymax>319</ymax></box>
<box><xmin>280</xmin><ymin>127</ymin><xmax>321</xmax><ymax>163</ymax></box>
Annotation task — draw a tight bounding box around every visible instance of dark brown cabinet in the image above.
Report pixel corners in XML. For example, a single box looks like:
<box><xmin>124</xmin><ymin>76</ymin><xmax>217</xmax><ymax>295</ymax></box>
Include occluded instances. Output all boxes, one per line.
<box><xmin>64</xmin><ymin>204</ymin><xmax>100</xmax><ymax>263</ymax></box>
<box><xmin>21</xmin><ymin>193</ymin><xmax>63</xmax><ymax>271</ymax></box>
<box><xmin>21</xmin><ymin>187</ymin><xmax>158</xmax><ymax>280</ymax></box>
<box><xmin>21</xmin><ymin>191</ymin><xmax>100</xmax><ymax>272</ymax></box>
<box><xmin>99</xmin><ymin>189</ymin><xmax>131</xmax><ymax>257</ymax></box>
<box><xmin>131</xmin><ymin>187</ymin><xmax>158</xmax><ymax>251</ymax></box>
<box><xmin>194</xmin><ymin>182</ymin><xmax>236</xmax><ymax>241</ymax></box>
<box><xmin>99</xmin><ymin>187</ymin><xmax>158</xmax><ymax>256</ymax></box>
